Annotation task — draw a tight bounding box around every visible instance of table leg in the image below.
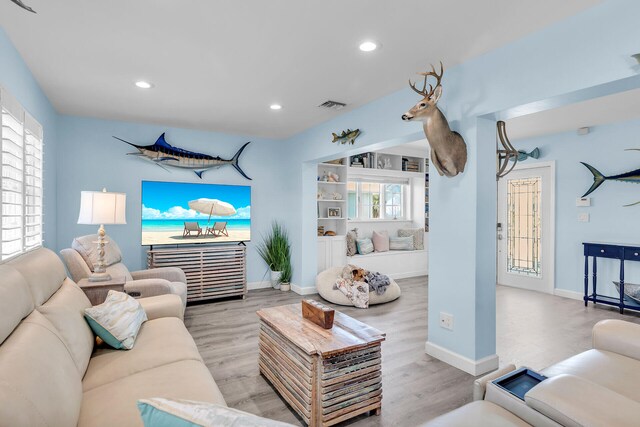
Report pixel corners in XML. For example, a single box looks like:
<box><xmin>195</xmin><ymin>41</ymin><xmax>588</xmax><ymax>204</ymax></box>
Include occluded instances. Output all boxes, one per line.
<box><xmin>620</xmin><ymin>259</ymin><xmax>625</xmax><ymax>314</ymax></box>
<box><xmin>592</xmin><ymin>257</ymin><xmax>597</xmax><ymax>304</ymax></box>
<box><xmin>584</xmin><ymin>255</ymin><xmax>589</xmax><ymax>307</ymax></box>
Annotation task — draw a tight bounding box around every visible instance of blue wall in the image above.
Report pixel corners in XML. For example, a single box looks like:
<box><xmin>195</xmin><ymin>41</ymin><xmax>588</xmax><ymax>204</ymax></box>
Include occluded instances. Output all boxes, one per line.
<box><xmin>515</xmin><ymin>119</ymin><xmax>640</xmax><ymax>297</ymax></box>
<box><xmin>281</xmin><ymin>0</ymin><xmax>640</xmax><ymax>362</ymax></box>
<box><xmin>0</xmin><ymin>27</ymin><xmax>58</xmax><ymax>248</ymax></box>
<box><xmin>56</xmin><ymin>115</ymin><xmax>290</xmax><ymax>284</ymax></box>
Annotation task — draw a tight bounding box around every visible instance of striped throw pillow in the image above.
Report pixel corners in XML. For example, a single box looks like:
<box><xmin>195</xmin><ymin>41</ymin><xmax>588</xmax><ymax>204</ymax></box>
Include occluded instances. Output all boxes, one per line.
<box><xmin>389</xmin><ymin>236</ymin><xmax>414</xmax><ymax>251</ymax></box>
<box><xmin>356</xmin><ymin>238</ymin><xmax>374</xmax><ymax>255</ymax></box>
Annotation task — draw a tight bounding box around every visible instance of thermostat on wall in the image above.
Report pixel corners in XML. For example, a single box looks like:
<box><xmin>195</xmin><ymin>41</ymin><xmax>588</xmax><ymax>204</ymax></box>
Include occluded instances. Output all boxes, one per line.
<box><xmin>576</xmin><ymin>197</ymin><xmax>591</xmax><ymax>207</ymax></box>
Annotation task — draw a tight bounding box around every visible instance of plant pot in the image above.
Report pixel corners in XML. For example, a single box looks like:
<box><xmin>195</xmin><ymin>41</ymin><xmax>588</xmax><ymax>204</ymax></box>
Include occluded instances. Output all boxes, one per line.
<box><xmin>280</xmin><ymin>282</ymin><xmax>291</xmax><ymax>292</ymax></box>
<box><xmin>270</xmin><ymin>270</ymin><xmax>282</xmax><ymax>289</ymax></box>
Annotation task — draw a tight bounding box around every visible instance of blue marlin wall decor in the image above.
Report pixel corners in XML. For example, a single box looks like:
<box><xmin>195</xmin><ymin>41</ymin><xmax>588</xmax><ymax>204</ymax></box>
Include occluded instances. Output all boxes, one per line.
<box><xmin>581</xmin><ymin>161</ymin><xmax>640</xmax><ymax>206</ymax></box>
<box><xmin>9</xmin><ymin>0</ymin><xmax>36</xmax><ymax>13</ymax></box>
<box><xmin>114</xmin><ymin>133</ymin><xmax>252</xmax><ymax>180</ymax></box>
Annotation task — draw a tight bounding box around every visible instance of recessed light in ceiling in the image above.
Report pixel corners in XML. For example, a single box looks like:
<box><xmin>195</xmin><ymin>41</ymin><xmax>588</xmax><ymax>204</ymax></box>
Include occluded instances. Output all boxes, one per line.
<box><xmin>135</xmin><ymin>81</ymin><xmax>154</xmax><ymax>89</ymax></box>
<box><xmin>270</xmin><ymin>104</ymin><xmax>282</xmax><ymax>110</ymax></box>
<box><xmin>359</xmin><ymin>41</ymin><xmax>378</xmax><ymax>52</ymax></box>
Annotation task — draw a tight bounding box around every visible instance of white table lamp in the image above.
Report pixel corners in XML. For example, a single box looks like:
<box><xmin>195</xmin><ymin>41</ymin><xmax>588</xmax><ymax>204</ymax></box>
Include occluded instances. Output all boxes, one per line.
<box><xmin>77</xmin><ymin>188</ymin><xmax>127</xmax><ymax>282</ymax></box>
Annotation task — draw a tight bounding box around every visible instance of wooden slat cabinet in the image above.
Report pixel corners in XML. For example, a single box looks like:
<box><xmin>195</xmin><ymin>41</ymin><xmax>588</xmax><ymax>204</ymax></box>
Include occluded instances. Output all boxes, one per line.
<box><xmin>147</xmin><ymin>245</ymin><xmax>246</xmax><ymax>303</ymax></box>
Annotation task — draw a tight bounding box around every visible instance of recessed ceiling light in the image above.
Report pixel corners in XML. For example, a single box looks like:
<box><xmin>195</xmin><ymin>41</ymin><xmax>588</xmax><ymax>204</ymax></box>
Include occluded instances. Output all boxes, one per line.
<box><xmin>135</xmin><ymin>81</ymin><xmax>154</xmax><ymax>89</ymax></box>
<box><xmin>359</xmin><ymin>41</ymin><xmax>378</xmax><ymax>52</ymax></box>
<box><xmin>270</xmin><ymin>104</ymin><xmax>282</xmax><ymax>110</ymax></box>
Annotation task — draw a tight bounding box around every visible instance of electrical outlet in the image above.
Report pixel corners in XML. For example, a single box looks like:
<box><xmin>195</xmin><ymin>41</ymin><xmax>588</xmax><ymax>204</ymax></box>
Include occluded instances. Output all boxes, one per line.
<box><xmin>440</xmin><ymin>312</ymin><xmax>454</xmax><ymax>331</ymax></box>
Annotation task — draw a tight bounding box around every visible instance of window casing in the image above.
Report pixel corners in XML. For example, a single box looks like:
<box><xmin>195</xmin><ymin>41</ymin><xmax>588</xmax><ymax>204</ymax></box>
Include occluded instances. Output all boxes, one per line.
<box><xmin>347</xmin><ymin>179</ymin><xmax>409</xmax><ymax>221</ymax></box>
<box><xmin>1</xmin><ymin>88</ymin><xmax>43</xmax><ymax>261</ymax></box>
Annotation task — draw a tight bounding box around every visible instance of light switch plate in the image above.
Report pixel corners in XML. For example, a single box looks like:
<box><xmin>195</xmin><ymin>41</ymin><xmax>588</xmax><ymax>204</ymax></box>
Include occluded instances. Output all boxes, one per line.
<box><xmin>578</xmin><ymin>213</ymin><xmax>590</xmax><ymax>222</ymax></box>
<box><xmin>576</xmin><ymin>197</ymin><xmax>591</xmax><ymax>207</ymax></box>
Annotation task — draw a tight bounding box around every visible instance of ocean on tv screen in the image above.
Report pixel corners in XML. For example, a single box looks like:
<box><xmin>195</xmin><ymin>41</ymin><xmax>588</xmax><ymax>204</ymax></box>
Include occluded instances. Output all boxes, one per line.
<box><xmin>141</xmin><ymin>181</ymin><xmax>251</xmax><ymax>245</ymax></box>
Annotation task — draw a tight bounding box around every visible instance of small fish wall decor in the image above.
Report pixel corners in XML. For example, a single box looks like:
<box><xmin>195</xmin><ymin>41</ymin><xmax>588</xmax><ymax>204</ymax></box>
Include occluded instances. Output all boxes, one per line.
<box><xmin>331</xmin><ymin>129</ymin><xmax>361</xmax><ymax>145</ymax></box>
<box><xmin>9</xmin><ymin>0</ymin><xmax>36</xmax><ymax>13</ymax></box>
<box><xmin>514</xmin><ymin>148</ymin><xmax>540</xmax><ymax>162</ymax></box>
<box><xmin>115</xmin><ymin>133</ymin><xmax>252</xmax><ymax>180</ymax></box>
<box><xmin>581</xmin><ymin>155</ymin><xmax>640</xmax><ymax>206</ymax></box>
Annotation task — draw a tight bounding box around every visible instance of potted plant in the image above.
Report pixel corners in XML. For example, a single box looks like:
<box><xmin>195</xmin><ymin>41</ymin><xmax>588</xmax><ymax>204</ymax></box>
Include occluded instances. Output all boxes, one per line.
<box><xmin>257</xmin><ymin>222</ymin><xmax>292</xmax><ymax>290</ymax></box>
<box><xmin>279</xmin><ymin>260</ymin><xmax>292</xmax><ymax>292</ymax></box>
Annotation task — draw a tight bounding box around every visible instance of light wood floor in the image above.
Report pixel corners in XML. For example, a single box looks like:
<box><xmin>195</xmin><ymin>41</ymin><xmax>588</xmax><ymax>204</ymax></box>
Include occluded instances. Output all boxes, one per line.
<box><xmin>184</xmin><ymin>277</ymin><xmax>640</xmax><ymax>426</ymax></box>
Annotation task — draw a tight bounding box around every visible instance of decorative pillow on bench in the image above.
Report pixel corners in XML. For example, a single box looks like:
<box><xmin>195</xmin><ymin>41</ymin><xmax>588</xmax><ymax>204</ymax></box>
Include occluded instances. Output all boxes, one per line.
<box><xmin>84</xmin><ymin>290</ymin><xmax>147</xmax><ymax>350</ymax></box>
<box><xmin>137</xmin><ymin>398</ymin><xmax>294</xmax><ymax>427</ymax></box>
<box><xmin>356</xmin><ymin>238</ymin><xmax>374</xmax><ymax>255</ymax></box>
<box><xmin>372</xmin><ymin>230</ymin><xmax>389</xmax><ymax>252</ymax></box>
<box><xmin>389</xmin><ymin>236</ymin><xmax>414</xmax><ymax>251</ymax></box>
<box><xmin>398</xmin><ymin>228</ymin><xmax>424</xmax><ymax>250</ymax></box>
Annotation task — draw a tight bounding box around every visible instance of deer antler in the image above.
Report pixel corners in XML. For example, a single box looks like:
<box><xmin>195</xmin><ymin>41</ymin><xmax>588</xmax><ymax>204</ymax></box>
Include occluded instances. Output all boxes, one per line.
<box><xmin>409</xmin><ymin>61</ymin><xmax>444</xmax><ymax>99</ymax></box>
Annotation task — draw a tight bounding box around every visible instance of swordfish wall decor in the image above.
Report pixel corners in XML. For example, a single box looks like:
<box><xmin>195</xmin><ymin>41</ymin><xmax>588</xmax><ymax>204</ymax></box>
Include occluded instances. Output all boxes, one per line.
<box><xmin>114</xmin><ymin>133</ymin><xmax>252</xmax><ymax>180</ymax></box>
<box><xmin>581</xmin><ymin>150</ymin><xmax>640</xmax><ymax>206</ymax></box>
<box><xmin>9</xmin><ymin>0</ymin><xmax>36</xmax><ymax>13</ymax></box>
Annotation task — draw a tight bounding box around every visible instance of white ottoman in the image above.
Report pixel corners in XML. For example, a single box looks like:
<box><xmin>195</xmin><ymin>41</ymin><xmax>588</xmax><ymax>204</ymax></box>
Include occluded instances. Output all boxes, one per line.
<box><xmin>316</xmin><ymin>266</ymin><xmax>401</xmax><ymax>307</ymax></box>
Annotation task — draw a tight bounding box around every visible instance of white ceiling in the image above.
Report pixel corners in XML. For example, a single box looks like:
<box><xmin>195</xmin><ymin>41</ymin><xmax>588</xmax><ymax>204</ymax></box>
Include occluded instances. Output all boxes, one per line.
<box><xmin>507</xmin><ymin>88</ymin><xmax>640</xmax><ymax>141</ymax></box>
<box><xmin>0</xmin><ymin>1</ymin><xmax>601</xmax><ymax>139</ymax></box>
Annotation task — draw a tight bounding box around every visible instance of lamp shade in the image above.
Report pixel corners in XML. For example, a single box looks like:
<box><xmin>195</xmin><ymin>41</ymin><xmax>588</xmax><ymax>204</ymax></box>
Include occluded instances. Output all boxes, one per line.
<box><xmin>77</xmin><ymin>190</ymin><xmax>127</xmax><ymax>225</ymax></box>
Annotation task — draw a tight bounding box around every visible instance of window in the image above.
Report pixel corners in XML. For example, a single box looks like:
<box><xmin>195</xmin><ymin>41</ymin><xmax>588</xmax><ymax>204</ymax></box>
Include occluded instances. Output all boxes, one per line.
<box><xmin>347</xmin><ymin>179</ymin><xmax>409</xmax><ymax>221</ymax></box>
<box><xmin>1</xmin><ymin>88</ymin><xmax>43</xmax><ymax>260</ymax></box>
<box><xmin>506</xmin><ymin>177</ymin><xmax>541</xmax><ymax>276</ymax></box>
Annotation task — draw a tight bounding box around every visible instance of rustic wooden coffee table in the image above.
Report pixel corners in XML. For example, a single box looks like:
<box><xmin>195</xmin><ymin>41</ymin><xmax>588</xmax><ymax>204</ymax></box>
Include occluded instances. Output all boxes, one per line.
<box><xmin>257</xmin><ymin>303</ymin><xmax>385</xmax><ymax>427</ymax></box>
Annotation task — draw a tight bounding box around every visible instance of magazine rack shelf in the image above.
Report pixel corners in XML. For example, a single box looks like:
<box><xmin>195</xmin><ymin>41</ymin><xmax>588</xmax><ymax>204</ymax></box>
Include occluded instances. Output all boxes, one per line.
<box><xmin>147</xmin><ymin>245</ymin><xmax>247</xmax><ymax>302</ymax></box>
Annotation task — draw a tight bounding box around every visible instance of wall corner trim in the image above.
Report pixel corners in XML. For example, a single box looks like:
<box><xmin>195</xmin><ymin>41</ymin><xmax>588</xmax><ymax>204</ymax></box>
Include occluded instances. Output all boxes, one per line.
<box><xmin>425</xmin><ymin>341</ymin><xmax>499</xmax><ymax>376</ymax></box>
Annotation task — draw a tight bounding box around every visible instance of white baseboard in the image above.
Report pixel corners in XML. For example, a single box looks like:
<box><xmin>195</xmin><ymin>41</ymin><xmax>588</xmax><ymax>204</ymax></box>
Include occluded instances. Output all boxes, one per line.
<box><xmin>291</xmin><ymin>283</ymin><xmax>318</xmax><ymax>296</ymax></box>
<box><xmin>388</xmin><ymin>271</ymin><xmax>428</xmax><ymax>280</ymax></box>
<box><xmin>247</xmin><ymin>281</ymin><xmax>272</xmax><ymax>291</ymax></box>
<box><xmin>554</xmin><ymin>288</ymin><xmax>583</xmax><ymax>301</ymax></box>
<box><xmin>425</xmin><ymin>341</ymin><xmax>499</xmax><ymax>376</ymax></box>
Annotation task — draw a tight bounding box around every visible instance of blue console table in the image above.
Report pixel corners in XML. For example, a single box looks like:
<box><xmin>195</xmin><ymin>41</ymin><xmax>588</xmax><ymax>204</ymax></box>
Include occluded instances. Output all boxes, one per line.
<box><xmin>583</xmin><ymin>242</ymin><xmax>640</xmax><ymax>314</ymax></box>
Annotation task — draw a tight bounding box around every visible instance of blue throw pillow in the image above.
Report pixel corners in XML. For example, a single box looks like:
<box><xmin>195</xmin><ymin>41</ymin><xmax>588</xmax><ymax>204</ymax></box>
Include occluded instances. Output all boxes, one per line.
<box><xmin>389</xmin><ymin>236</ymin><xmax>414</xmax><ymax>251</ymax></box>
<box><xmin>356</xmin><ymin>238</ymin><xmax>374</xmax><ymax>255</ymax></box>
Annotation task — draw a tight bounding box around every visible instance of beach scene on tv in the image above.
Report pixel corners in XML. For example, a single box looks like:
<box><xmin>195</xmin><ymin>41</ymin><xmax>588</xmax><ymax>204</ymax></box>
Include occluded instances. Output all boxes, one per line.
<box><xmin>141</xmin><ymin>181</ymin><xmax>251</xmax><ymax>245</ymax></box>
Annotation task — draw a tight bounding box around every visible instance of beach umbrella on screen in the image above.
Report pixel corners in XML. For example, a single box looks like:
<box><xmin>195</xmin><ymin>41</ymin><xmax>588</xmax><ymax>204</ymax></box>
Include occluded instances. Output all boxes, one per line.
<box><xmin>188</xmin><ymin>198</ymin><xmax>236</xmax><ymax>226</ymax></box>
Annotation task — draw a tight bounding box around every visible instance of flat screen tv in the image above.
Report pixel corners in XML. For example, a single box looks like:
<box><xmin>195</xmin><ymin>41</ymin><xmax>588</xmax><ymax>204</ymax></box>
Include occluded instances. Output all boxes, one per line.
<box><xmin>141</xmin><ymin>181</ymin><xmax>251</xmax><ymax>246</ymax></box>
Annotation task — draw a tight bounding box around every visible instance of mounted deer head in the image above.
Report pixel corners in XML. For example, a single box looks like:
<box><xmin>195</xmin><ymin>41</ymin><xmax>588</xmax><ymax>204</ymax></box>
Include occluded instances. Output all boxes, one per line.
<box><xmin>402</xmin><ymin>62</ymin><xmax>467</xmax><ymax>178</ymax></box>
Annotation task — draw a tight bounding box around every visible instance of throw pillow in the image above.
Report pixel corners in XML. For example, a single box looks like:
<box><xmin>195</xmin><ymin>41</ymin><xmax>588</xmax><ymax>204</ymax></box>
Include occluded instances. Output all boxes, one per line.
<box><xmin>84</xmin><ymin>290</ymin><xmax>147</xmax><ymax>350</ymax></box>
<box><xmin>346</xmin><ymin>228</ymin><xmax>358</xmax><ymax>256</ymax></box>
<box><xmin>389</xmin><ymin>236</ymin><xmax>414</xmax><ymax>251</ymax></box>
<box><xmin>72</xmin><ymin>234</ymin><xmax>123</xmax><ymax>271</ymax></box>
<box><xmin>371</xmin><ymin>230</ymin><xmax>389</xmax><ymax>252</ymax></box>
<box><xmin>137</xmin><ymin>398</ymin><xmax>293</xmax><ymax>427</ymax></box>
<box><xmin>356</xmin><ymin>238</ymin><xmax>374</xmax><ymax>255</ymax></box>
<box><xmin>398</xmin><ymin>228</ymin><xmax>424</xmax><ymax>250</ymax></box>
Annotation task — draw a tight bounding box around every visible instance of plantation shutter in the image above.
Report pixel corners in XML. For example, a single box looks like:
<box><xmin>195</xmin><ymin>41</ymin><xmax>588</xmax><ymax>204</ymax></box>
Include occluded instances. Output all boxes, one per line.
<box><xmin>0</xmin><ymin>87</ymin><xmax>43</xmax><ymax>260</ymax></box>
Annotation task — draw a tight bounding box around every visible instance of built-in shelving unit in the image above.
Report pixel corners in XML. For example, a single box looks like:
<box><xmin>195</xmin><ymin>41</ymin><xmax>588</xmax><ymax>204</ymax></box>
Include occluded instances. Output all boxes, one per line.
<box><xmin>317</xmin><ymin>160</ymin><xmax>348</xmax><ymax>237</ymax></box>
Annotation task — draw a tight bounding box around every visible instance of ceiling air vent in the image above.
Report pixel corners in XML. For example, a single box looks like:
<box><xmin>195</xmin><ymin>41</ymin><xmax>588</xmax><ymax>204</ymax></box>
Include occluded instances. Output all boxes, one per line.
<box><xmin>318</xmin><ymin>100</ymin><xmax>347</xmax><ymax>110</ymax></box>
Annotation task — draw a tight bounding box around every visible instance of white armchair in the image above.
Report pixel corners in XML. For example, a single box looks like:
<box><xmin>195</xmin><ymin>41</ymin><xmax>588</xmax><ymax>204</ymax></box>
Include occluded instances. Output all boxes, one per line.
<box><xmin>60</xmin><ymin>234</ymin><xmax>188</xmax><ymax>308</ymax></box>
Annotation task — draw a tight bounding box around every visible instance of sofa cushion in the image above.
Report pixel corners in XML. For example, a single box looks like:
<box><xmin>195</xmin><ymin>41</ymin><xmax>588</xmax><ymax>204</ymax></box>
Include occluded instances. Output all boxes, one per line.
<box><xmin>423</xmin><ymin>400</ymin><xmax>530</xmax><ymax>427</ymax></box>
<box><xmin>398</xmin><ymin>228</ymin><xmax>424</xmax><ymax>250</ymax></box>
<box><xmin>78</xmin><ymin>360</ymin><xmax>226</xmax><ymax>427</ymax></box>
<box><xmin>83</xmin><ymin>317</ymin><xmax>203</xmax><ymax>391</ymax></box>
<box><xmin>6</xmin><ymin>247</ymin><xmax>67</xmax><ymax>306</ymax></box>
<box><xmin>105</xmin><ymin>262</ymin><xmax>134</xmax><ymax>282</ymax></box>
<box><xmin>72</xmin><ymin>234</ymin><xmax>123</xmax><ymax>271</ymax></box>
<box><xmin>37</xmin><ymin>278</ymin><xmax>94</xmax><ymax>374</ymax></box>
<box><xmin>0</xmin><ymin>264</ymin><xmax>34</xmax><ymax>345</ymax></box>
<box><xmin>541</xmin><ymin>349</ymin><xmax>640</xmax><ymax>403</ymax></box>
<box><xmin>137</xmin><ymin>398</ymin><xmax>295</xmax><ymax>427</ymax></box>
<box><xmin>84</xmin><ymin>290</ymin><xmax>147</xmax><ymax>350</ymax></box>
<box><xmin>0</xmin><ymin>310</ymin><xmax>83</xmax><ymax>427</ymax></box>
<box><xmin>372</xmin><ymin>230</ymin><xmax>389</xmax><ymax>252</ymax></box>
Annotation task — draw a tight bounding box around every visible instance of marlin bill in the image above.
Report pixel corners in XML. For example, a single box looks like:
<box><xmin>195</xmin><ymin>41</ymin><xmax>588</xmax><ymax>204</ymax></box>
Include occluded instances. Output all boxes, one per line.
<box><xmin>581</xmin><ymin>162</ymin><xmax>640</xmax><ymax>206</ymax></box>
<box><xmin>114</xmin><ymin>133</ymin><xmax>251</xmax><ymax>180</ymax></box>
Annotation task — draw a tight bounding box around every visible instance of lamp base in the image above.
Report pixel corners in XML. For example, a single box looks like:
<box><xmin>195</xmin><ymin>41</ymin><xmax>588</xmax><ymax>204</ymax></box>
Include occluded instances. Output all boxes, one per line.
<box><xmin>88</xmin><ymin>272</ymin><xmax>113</xmax><ymax>282</ymax></box>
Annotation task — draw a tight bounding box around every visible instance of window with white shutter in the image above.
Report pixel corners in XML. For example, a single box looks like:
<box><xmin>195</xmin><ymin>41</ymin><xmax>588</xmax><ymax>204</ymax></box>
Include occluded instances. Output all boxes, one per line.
<box><xmin>0</xmin><ymin>87</ymin><xmax>44</xmax><ymax>260</ymax></box>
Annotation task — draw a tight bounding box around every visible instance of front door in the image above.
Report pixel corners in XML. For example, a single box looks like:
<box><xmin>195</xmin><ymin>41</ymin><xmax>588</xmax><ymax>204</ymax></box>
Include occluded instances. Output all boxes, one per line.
<box><xmin>497</xmin><ymin>164</ymin><xmax>554</xmax><ymax>293</ymax></box>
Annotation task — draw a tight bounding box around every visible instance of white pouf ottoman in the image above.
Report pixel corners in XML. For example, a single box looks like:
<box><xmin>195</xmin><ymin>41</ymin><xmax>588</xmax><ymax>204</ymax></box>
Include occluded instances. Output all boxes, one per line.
<box><xmin>316</xmin><ymin>266</ymin><xmax>401</xmax><ymax>307</ymax></box>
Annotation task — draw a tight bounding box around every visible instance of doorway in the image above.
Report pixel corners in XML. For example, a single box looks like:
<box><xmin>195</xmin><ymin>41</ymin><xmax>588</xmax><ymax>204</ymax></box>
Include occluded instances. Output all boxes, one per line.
<box><xmin>497</xmin><ymin>163</ymin><xmax>555</xmax><ymax>293</ymax></box>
